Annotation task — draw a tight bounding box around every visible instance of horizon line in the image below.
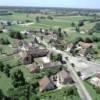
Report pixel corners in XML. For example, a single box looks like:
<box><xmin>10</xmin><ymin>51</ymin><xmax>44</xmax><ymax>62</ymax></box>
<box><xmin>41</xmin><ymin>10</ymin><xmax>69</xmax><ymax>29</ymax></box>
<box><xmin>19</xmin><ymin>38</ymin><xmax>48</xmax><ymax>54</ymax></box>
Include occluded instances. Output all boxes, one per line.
<box><xmin>0</xmin><ymin>5</ymin><xmax>100</xmax><ymax>10</ymax></box>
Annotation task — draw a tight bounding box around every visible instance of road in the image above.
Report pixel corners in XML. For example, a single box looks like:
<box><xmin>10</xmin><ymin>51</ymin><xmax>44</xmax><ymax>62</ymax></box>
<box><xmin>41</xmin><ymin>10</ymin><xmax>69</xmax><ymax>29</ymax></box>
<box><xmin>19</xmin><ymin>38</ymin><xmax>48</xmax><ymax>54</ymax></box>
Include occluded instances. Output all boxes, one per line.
<box><xmin>65</xmin><ymin>62</ymin><xmax>92</xmax><ymax>100</ymax></box>
<box><xmin>65</xmin><ymin>55</ymin><xmax>100</xmax><ymax>80</ymax></box>
<box><xmin>35</xmin><ymin>36</ymin><xmax>92</xmax><ymax>100</ymax></box>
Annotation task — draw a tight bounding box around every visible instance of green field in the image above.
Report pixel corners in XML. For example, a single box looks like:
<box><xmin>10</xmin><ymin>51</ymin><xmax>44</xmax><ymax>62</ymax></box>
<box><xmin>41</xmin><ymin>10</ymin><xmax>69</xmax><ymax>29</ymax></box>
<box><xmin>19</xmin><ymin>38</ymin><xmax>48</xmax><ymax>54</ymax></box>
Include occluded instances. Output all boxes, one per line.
<box><xmin>84</xmin><ymin>81</ymin><xmax>100</xmax><ymax>100</ymax></box>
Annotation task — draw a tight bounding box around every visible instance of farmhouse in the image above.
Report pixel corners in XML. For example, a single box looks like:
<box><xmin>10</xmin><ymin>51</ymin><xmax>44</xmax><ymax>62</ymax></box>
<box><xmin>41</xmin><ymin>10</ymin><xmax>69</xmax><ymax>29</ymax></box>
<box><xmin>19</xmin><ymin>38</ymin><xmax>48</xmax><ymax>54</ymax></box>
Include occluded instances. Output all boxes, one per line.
<box><xmin>39</xmin><ymin>76</ymin><xmax>56</xmax><ymax>92</ymax></box>
<box><xmin>78</xmin><ymin>41</ymin><xmax>92</xmax><ymax>49</ymax></box>
<box><xmin>20</xmin><ymin>48</ymin><xmax>49</xmax><ymax>64</ymax></box>
<box><xmin>51</xmin><ymin>70</ymin><xmax>73</xmax><ymax>85</ymax></box>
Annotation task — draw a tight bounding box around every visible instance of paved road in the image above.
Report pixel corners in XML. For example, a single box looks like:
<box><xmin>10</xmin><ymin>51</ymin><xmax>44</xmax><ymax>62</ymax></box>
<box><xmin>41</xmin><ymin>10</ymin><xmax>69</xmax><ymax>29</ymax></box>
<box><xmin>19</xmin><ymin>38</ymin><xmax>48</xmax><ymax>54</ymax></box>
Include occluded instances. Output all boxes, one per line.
<box><xmin>64</xmin><ymin>55</ymin><xmax>100</xmax><ymax>80</ymax></box>
<box><xmin>35</xmin><ymin>36</ymin><xmax>92</xmax><ymax>100</ymax></box>
<box><xmin>65</xmin><ymin>62</ymin><xmax>92</xmax><ymax>100</ymax></box>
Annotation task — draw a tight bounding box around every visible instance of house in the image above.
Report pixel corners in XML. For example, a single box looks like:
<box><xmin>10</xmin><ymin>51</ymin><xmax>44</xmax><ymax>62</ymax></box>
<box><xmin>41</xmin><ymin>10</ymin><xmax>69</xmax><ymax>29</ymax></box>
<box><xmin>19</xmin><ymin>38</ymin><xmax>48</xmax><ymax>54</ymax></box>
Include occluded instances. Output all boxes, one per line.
<box><xmin>26</xmin><ymin>64</ymin><xmax>40</xmax><ymax>73</ymax></box>
<box><xmin>20</xmin><ymin>48</ymin><xmax>49</xmax><ymax>64</ymax></box>
<box><xmin>78</xmin><ymin>41</ymin><xmax>92</xmax><ymax>49</ymax></box>
<box><xmin>51</xmin><ymin>70</ymin><xmax>73</xmax><ymax>85</ymax></box>
<box><xmin>76</xmin><ymin>42</ymin><xmax>93</xmax><ymax>56</ymax></box>
<box><xmin>42</xmin><ymin>61</ymin><xmax>62</xmax><ymax>69</ymax></box>
<box><xmin>20</xmin><ymin>51</ymin><xmax>33</xmax><ymax>64</ymax></box>
<box><xmin>90</xmin><ymin>73</ymin><xmax>100</xmax><ymax>87</ymax></box>
<box><xmin>39</xmin><ymin>76</ymin><xmax>56</xmax><ymax>92</ymax></box>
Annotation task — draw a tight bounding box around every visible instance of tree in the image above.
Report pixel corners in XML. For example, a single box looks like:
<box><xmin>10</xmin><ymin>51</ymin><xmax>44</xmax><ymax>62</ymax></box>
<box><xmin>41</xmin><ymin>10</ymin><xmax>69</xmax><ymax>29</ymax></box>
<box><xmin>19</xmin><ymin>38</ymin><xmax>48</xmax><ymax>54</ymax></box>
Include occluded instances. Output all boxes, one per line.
<box><xmin>50</xmin><ymin>53</ymin><xmax>54</xmax><ymax>61</ymax></box>
<box><xmin>74</xmin><ymin>37</ymin><xmax>84</xmax><ymax>45</ymax></box>
<box><xmin>30</xmin><ymin>95</ymin><xmax>40</xmax><ymax>100</ymax></box>
<box><xmin>15</xmin><ymin>32</ymin><xmax>23</xmax><ymax>40</ymax></box>
<box><xmin>78</xmin><ymin>21</ymin><xmax>84</xmax><ymax>27</ymax></box>
<box><xmin>71</xmin><ymin>63</ymin><xmax>75</xmax><ymax>67</ymax></box>
<box><xmin>67</xmin><ymin>87</ymin><xmax>78</xmax><ymax>96</ymax></box>
<box><xmin>11</xmin><ymin>69</ymin><xmax>25</xmax><ymax>88</ymax></box>
<box><xmin>77</xmin><ymin>71</ymin><xmax>81</xmax><ymax>76</ymax></box>
<box><xmin>4</xmin><ymin>64</ymin><xmax>11</xmax><ymax>77</ymax></box>
<box><xmin>0</xmin><ymin>46</ymin><xmax>3</xmax><ymax>54</ymax></box>
<box><xmin>85</xmin><ymin>37</ymin><xmax>93</xmax><ymax>43</ymax></box>
<box><xmin>92</xmin><ymin>36</ymin><xmax>100</xmax><ymax>42</ymax></box>
<box><xmin>57</xmin><ymin>28</ymin><xmax>63</xmax><ymax>39</ymax></box>
<box><xmin>94</xmin><ymin>86</ymin><xmax>100</xmax><ymax>94</ymax></box>
<box><xmin>71</xmin><ymin>22</ymin><xmax>75</xmax><ymax>27</ymax></box>
<box><xmin>36</xmin><ymin>16</ymin><xmax>40</xmax><ymax>23</ymax></box>
<box><xmin>9</xmin><ymin>31</ymin><xmax>15</xmax><ymax>38</ymax></box>
<box><xmin>92</xmin><ymin>22</ymin><xmax>100</xmax><ymax>32</ymax></box>
<box><xmin>63</xmin><ymin>31</ymin><xmax>68</xmax><ymax>36</ymax></box>
<box><xmin>85</xmin><ymin>46</ymin><xmax>97</xmax><ymax>60</ymax></box>
<box><xmin>0</xmin><ymin>89</ymin><xmax>4</xmax><ymax>100</ymax></box>
<box><xmin>47</xmin><ymin>16</ymin><xmax>53</xmax><ymax>20</ymax></box>
<box><xmin>9</xmin><ymin>31</ymin><xmax>23</xmax><ymax>40</ymax></box>
<box><xmin>0</xmin><ymin>61</ymin><xmax>4</xmax><ymax>72</ymax></box>
<box><xmin>7</xmin><ymin>21</ymin><xmax>12</xmax><ymax>26</ymax></box>
<box><xmin>75</xmin><ymin>26</ymin><xmax>80</xmax><ymax>32</ymax></box>
<box><xmin>0</xmin><ymin>38</ymin><xmax>10</xmax><ymax>45</ymax></box>
<box><xmin>7</xmin><ymin>88</ymin><xmax>16</xmax><ymax>99</ymax></box>
<box><xmin>56</xmin><ymin>54</ymin><xmax>63</xmax><ymax>62</ymax></box>
<box><xmin>8</xmin><ymin>84</ymin><xmax>36</xmax><ymax>100</ymax></box>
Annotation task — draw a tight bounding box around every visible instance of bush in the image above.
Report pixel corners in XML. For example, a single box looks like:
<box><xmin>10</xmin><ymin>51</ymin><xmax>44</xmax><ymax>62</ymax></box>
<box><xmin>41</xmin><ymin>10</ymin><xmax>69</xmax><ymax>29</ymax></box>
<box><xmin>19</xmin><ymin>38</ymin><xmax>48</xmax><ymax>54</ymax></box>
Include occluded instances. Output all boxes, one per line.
<box><xmin>47</xmin><ymin>16</ymin><xmax>53</xmax><ymax>20</ymax></box>
<box><xmin>92</xmin><ymin>22</ymin><xmax>100</xmax><ymax>32</ymax></box>
<box><xmin>0</xmin><ymin>38</ymin><xmax>10</xmax><ymax>45</ymax></box>
<box><xmin>85</xmin><ymin>37</ymin><xmax>93</xmax><ymax>43</ymax></box>
<box><xmin>78</xmin><ymin>21</ymin><xmax>84</xmax><ymax>27</ymax></box>
<box><xmin>9</xmin><ymin>31</ymin><xmax>23</xmax><ymax>39</ymax></box>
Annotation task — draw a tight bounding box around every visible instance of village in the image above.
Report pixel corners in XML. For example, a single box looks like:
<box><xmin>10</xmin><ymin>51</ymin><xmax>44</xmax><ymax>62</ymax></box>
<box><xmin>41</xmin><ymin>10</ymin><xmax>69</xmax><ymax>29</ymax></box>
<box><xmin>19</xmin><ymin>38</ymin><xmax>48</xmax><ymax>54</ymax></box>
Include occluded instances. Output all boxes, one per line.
<box><xmin>0</xmin><ymin>6</ymin><xmax>100</xmax><ymax>100</ymax></box>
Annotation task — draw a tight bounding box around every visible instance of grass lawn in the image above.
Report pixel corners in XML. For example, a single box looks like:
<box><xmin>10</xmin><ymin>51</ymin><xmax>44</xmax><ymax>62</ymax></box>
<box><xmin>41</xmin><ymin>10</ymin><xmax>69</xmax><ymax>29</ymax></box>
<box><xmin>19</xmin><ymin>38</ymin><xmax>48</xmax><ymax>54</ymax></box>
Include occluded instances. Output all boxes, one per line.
<box><xmin>41</xmin><ymin>86</ymin><xmax>80</xmax><ymax>100</ymax></box>
<box><xmin>84</xmin><ymin>80</ymin><xmax>100</xmax><ymax>100</ymax></box>
<box><xmin>4</xmin><ymin>55</ymin><xmax>20</xmax><ymax>66</ymax></box>
<box><xmin>0</xmin><ymin>72</ymin><xmax>13</xmax><ymax>95</ymax></box>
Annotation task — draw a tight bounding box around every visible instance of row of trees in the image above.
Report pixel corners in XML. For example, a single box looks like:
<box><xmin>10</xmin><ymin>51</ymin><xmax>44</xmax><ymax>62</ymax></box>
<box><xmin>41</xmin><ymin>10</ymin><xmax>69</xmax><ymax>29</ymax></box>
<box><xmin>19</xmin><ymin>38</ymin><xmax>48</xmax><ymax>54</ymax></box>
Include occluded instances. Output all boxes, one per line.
<box><xmin>71</xmin><ymin>21</ymin><xmax>84</xmax><ymax>27</ymax></box>
<box><xmin>73</xmin><ymin>36</ymin><xmax>100</xmax><ymax>44</ymax></box>
<box><xmin>36</xmin><ymin>16</ymin><xmax>53</xmax><ymax>23</ymax></box>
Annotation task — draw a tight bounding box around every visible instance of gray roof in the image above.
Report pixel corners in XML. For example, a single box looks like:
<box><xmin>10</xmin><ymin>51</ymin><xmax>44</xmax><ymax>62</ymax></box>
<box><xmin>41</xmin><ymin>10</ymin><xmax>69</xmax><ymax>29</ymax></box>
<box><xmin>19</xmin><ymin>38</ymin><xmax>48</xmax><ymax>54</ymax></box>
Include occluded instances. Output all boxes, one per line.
<box><xmin>43</xmin><ymin>61</ymin><xmax>62</xmax><ymax>68</ymax></box>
